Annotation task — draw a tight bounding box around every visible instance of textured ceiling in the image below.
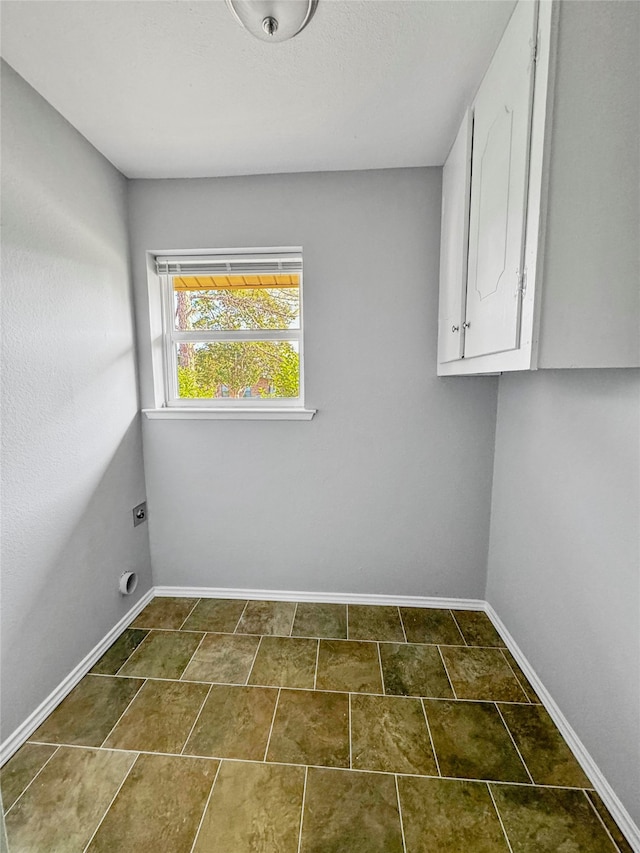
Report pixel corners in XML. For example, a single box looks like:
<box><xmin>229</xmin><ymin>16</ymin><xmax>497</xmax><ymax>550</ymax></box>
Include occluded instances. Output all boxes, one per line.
<box><xmin>0</xmin><ymin>0</ymin><xmax>516</xmax><ymax>179</ymax></box>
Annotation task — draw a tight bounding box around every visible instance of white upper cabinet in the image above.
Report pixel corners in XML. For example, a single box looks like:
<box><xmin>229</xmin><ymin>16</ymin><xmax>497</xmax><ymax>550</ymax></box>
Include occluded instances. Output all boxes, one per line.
<box><xmin>438</xmin><ymin>110</ymin><xmax>472</xmax><ymax>364</ymax></box>
<box><xmin>437</xmin><ymin>0</ymin><xmax>640</xmax><ymax>374</ymax></box>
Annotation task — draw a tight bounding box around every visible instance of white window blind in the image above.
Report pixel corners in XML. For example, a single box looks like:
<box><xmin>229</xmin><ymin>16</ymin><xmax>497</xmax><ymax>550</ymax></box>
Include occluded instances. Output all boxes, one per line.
<box><xmin>155</xmin><ymin>251</ymin><xmax>302</xmax><ymax>277</ymax></box>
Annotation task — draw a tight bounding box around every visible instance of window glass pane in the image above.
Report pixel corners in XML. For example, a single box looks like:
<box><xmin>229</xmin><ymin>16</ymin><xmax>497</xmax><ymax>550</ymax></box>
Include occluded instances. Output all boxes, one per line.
<box><xmin>173</xmin><ymin>274</ymin><xmax>300</xmax><ymax>331</ymax></box>
<box><xmin>176</xmin><ymin>342</ymin><xmax>300</xmax><ymax>399</ymax></box>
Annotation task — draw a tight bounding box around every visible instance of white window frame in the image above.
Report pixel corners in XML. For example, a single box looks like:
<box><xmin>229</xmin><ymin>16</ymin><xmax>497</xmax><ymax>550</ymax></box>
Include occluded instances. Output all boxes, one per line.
<box><xmin>146</xmin><ymin>248</ymin><xmax>315</xmax><ymax>419</ymax></box>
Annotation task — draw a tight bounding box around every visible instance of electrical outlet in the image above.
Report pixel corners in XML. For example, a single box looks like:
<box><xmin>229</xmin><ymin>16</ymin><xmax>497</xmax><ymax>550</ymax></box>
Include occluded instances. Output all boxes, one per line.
<box><xmin>133</xmin><ymin>501</ymin><xmax>147</xmax><ymax>527</ymax></box>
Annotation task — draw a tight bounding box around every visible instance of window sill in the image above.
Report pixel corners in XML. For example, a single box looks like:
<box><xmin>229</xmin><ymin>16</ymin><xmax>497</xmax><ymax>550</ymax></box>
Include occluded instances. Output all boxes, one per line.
<box><xmin>142</xmin><ymin>407</ymin><xmax>316</xmax><ymax>421</ymax></box>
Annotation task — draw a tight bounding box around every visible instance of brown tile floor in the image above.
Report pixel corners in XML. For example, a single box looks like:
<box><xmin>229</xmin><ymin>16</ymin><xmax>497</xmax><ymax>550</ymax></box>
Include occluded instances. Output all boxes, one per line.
<box><xmin>2</xmin><ymin>598</ymin><xmax>633</xmax><ymax>852</ymax></box>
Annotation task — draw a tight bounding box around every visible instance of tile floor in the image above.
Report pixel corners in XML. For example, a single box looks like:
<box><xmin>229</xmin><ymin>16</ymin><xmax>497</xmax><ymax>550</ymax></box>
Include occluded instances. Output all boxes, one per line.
<box><xmin>1</xmin><ymin>598</ymin><xmax>633</xmax><ymax>852</ymax></box>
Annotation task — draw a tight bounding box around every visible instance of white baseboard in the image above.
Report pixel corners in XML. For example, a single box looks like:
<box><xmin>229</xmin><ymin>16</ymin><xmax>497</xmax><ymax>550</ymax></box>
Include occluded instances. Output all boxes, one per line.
<box><xmin>152</xmin><ymin>585</ymin><xmax>487</xmax><ymax>611</ymax></box>
<box><xmin>485</xmin><ymin>602</ymin><xmax>640</xmax><ymax>853</ymax></box>
<box><xmin>0</xmin><ymin>588</ymin><xmax>154</xmax><ymax>768</ymax></box>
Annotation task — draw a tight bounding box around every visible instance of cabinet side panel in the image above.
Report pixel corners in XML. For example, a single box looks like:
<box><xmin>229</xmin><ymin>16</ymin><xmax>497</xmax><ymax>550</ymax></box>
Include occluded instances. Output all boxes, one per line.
<box><xmin>539</xmin><ymin>0</ymin><xmax>640</xmax><ymax>368</ymax></box>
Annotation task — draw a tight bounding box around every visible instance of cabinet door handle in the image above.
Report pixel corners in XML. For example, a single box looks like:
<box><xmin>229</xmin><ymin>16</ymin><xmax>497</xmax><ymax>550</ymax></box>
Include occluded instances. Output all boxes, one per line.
<box><xmin>451</xmin><ymin>325</ymin><xmax>459</xmax><ymax>333</ymax></box>
<box><xmin>463</xmin><ymin>321</ymin><xmax>471</xmax><ymax>329</ymax></box>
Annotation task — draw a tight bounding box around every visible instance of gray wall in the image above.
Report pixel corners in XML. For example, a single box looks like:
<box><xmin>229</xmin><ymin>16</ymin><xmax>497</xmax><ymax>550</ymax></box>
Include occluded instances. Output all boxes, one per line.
<box><xmin>0</xmin><ymin>63</ymin><xmax>152</xmax><ymax>740</ymax></box>
<box><xmin>486</xmin><ymin>369</ymin><xmax>640</xmax><ymax>826</ymax></box>
<box><xmin>129</xmin><ymin>169</ymin><xmax>498</xmax><ymax>597</ymax></box>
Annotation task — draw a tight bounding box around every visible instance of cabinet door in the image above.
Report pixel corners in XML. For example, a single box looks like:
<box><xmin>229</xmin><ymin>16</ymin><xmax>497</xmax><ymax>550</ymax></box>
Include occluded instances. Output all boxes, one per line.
<box><xmin>464</xmin><ymin>0</ymin><xmax>537</xmax><ymax>359</ymax></box>
<box><xmin>438</xmin><ymin>110</ymin><xmax>473</xmax><ymax>364</ymax></box>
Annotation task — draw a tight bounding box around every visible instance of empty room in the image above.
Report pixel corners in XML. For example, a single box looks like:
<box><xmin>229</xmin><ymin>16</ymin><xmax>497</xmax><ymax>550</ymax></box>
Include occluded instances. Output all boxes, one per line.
<box><xmin>1</xmin><ymin>0</ymin><xmax>638</xmax><ymax>851</ymax></box>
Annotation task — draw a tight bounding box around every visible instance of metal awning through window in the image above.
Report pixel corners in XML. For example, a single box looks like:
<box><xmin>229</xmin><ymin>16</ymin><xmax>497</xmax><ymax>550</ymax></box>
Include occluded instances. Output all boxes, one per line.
<box><xmin>172</xmin><ymin>273</ymin><xmax>299</xmax><ymax>291</ymax></box>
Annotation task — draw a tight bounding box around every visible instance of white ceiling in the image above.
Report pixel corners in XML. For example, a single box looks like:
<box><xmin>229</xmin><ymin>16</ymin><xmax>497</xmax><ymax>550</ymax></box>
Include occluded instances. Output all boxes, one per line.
<box><xmin>0</xmin><ymin>0</ymin><xmax>516</xmax><ymax>179</ymax></box>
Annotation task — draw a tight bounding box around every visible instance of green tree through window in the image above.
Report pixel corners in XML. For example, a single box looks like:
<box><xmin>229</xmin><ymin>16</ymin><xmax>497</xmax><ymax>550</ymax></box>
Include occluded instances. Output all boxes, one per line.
<box><xmin>175</xmin><ymin>285</ymin><xmax>300</xmax><ymax>399</ymax></box>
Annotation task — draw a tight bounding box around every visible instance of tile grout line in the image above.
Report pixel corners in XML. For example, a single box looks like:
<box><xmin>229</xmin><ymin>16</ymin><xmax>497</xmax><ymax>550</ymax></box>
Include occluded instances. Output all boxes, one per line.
<box><xmin>58</xmin><ymin>671</ymin><xmax>544</xmax><ymax>705</ymax></box>
<box><xmin>106</xmin><ymin>624</ymin><xmax>513</xmax><ymax>649</ymax></box>
<box><xmin>18</xmin><ymin>741</ymin><xmax>599</xmax><ymax>790</ymax></box>
<box><xmin>499</xmin><ymin>648</ymin><xmax>534</xmax><ymax>705</ymax></box>
<box><xmin>4</xmin><ymin>745</ymin><xmax>61</xmax><ymax>817</ymax></box>
<box><xmin>448</xmin><ymin>610</ymin><xmax>468</xmax><ymax>646</ymax></box>
<box><xmin>313</xmin><ymin>639</ymin><xmax>320</xmax><ymax>691</ymax></box>
<box><xmin>487</xmin><ymin>782</ymin><xmax>515</xmax><ymax>853</ymax></box>
<box><xmin>179</xmin><ymin>631</ymin><xmax>210</xmax><ymax>680</ymax></box>
<box><xmin>491</xmin><ymin>647</ymin><xmax>529</xmax><ymax>702</ymax></box>
<box><xmin>289</xmin><ymin>602</ymin><xmax>299</xmax><ymax>637</ymax></box>
<box><xmin>346</xmin><ymin>604</ymin><xmax>349</xmax><ymax>640</ymax></box>
<box><xmin>233</xmin><ymin>600</ymin><xmax>251</xmax><ymax>634</ymax></box>
<box><xmin>81</xmin><ymin>752</ymin><xmax>140</xmax><ymax>853</ymax></box>
<box><xmin>112</xmin><ymin>629</ymin><xmax>210</xmax><ymax>678</ymax></box>
<box><xmin>348</xmin><ymin>693</ymin><xmax>353</xmax><ymax>770</ymax></box>
<box><xmin>245</xmin><ymin>636</ymin><xmax>264</xmax><ymax>685</ymax></box>
<box><xmin>420</xmin><ymin>698</ymin><xmax>441</xmax><ymax>777</ymax></box>
<box><xmin>113</xmin><ymin>634</ymin><xmax>154</xmax><ymax>677</ymax></box>
<box><xmin>263</xmin><ymin>688</ymin><xmax>281</xmax><ymax>762</ymax></box>
<box><xmin>117</xmin><ymin>625</ymin><xmax>196</xmax><ymax>635</ymax></box>
<box><xmin>583</xmin><ymin>789</ymin><xmax>626</xmax><ymax>853</ymax></box>
<box><xmin>178</xmin><ymin>598</ymin><xmax>203</xmax><ymax>631</ymax></box>
<box><xmin>296</xmin><ymin>766</ymin><xmax>309</xmax><ymax>853</ymax></box>
<box><xmin>394</xmin><ymin>774</ymin><xmax>408</xmax><ymax>853</ymax></box>
<box><xmin>397</xmin><ymin>607</ymin><xmax>408</xmax><ymax>644</ymax></box>
<box><xmin>436</xmin><ymin>645</ymin><xmax>458</xmax><ymax>699</ymax></box>
<box><xmin>181</xmin><ymin>683</ymin><xmax>214</xmax><ymax>756</ymax></box>
<box><xmin>99</xmin><ymin>679</ymin><xmax>148</xmax><ymax>748</ymax></box>
<box><xmin>376</xmin><ymin>643</ymin><xmax>386</xmax><ymax>695</ymax></box>
<box><xmin>188</xmin><ymin>757</ymin><xmax>223</xmax><ymax>853</ymax></box>
<box><xmin>94</xmin><ymin>629</ymin><xmax>149</xmax><ymax>676</ymax></box>
<box><xmin>494</xmin><ymin>702</ymin><xmax>535</xmax><ymax>785</ymax></box>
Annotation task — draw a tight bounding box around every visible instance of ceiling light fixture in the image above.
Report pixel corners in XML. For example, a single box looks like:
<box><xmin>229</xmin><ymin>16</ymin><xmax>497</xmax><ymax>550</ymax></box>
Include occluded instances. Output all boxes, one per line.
<box><xmin>225</xmin><ymin>0</ymin><xmax>318</xmax><ymax>43</ymax></box>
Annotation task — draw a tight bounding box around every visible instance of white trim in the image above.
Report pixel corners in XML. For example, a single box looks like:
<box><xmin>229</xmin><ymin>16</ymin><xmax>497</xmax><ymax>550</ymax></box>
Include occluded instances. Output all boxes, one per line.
<box><xmin>437</xmin><ymin>339</ymin><xmax>533</xmax><ymax>376</ymax></box>
<box><xmin>155</xmin><ymin>248</ymin><xmax>303</xmax><ymax>274</ymax></box>
<box><xmin>484</xmin><ymin>602</ymin><xmax>640</xmax><ymax>852</ymax></box>
<box><xmin>143</xmin><ymin>407</ymin><xmax>316</xmax><ymax>420</ymax></box>
<box><xmin>172</xmin><ymin>330</ymin><xmax>300</xmax><ymax>343</ymax></box>
<box><xmin>157</xmin><ymin>246</ymin><xmax>307</xmax><ymax>411</ymax></box>
<box><xmin>152</xmin><ymin>586</ymin><xmax>487</xmax><ymax>610</ymax></box>
<box><xmin>0</xmin><ymin>588</ymin><xmax>154</xmax><ymax>767</ymax></box>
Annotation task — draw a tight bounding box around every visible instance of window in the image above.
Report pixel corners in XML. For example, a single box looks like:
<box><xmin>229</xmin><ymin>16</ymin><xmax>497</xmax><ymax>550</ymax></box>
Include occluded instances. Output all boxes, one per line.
<box><xmin>153</xmin><ymin>249</ymin><xmax>313</xmax><ymax>417</ymax></box>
